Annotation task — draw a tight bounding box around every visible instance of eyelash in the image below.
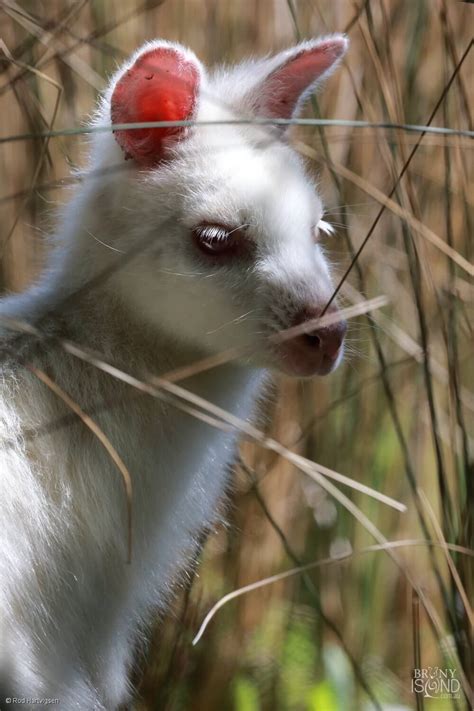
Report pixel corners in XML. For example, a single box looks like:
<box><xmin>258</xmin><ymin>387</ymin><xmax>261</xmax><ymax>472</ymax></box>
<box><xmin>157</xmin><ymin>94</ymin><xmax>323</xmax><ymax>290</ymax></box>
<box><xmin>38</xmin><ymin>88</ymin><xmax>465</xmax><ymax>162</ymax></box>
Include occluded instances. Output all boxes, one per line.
<box><xmin>317</xmin><ymin>219</ymin><xmax>334</xmax><ymax>236</ymax></box>
<box><xmin>192</xmin><ymin>223</ymin><xmax>244</xmax><ymax>257</ymax></box>
<box><xmin>313</xmin><ymin>219</ymin><xmax>334</xmax><ymax>243</ymax></box>
<box><xmin>198</xmin><ymin>225</ymin><xmax>232</xmax><ymax>243</ymax></box>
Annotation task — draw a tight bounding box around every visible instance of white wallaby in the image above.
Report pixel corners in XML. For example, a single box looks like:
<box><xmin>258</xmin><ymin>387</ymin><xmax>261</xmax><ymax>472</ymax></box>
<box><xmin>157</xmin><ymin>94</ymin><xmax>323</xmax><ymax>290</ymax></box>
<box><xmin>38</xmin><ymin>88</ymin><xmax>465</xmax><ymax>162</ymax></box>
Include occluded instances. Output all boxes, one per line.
<box><xmin>0</xmin><ymin>36</ymin><xmax>348</xmax><ymax>709</ymax></box>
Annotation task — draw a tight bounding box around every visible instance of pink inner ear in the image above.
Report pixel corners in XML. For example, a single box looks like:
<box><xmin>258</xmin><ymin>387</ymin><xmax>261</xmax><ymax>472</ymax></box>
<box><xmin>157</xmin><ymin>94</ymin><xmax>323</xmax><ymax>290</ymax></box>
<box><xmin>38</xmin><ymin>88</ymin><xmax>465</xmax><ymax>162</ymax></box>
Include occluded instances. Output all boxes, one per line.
<box><xmin>111</xmin><ymin>47</ymin><xmax>200</xmax><ymax>165</ymax></box>
<box><xmin>260</xmin><ymin>39</ymin><xmax>346</xmax><ymax>119</ymax></box>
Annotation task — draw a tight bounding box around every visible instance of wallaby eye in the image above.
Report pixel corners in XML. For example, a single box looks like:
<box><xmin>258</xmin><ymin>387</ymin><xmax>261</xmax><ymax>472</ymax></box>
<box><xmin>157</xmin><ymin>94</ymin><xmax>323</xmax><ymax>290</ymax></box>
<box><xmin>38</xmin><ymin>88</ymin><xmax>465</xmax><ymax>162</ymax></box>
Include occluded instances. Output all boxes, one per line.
<box><xmin>313</xmin><ymin>218</ymin><xmax>334</xmax><ymax>243</ymax></box>
<box><xmin>318</xmin><ymin>219</ymin><xmax>334</xmax><ymax>236</ymax></box>
<box><xmin>192</xmin><ymin>223</ymin><xmax>243</xmax><ymax>257</ymax></box>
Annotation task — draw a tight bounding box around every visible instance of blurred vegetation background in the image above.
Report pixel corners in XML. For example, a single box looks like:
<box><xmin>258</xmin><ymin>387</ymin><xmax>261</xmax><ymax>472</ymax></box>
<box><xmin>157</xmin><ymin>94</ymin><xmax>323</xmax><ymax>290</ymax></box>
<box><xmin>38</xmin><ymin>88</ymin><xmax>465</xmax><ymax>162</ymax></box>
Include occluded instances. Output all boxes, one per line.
<box><xmin>0</xmin><ymin>1</ymin><xmax>472</xmax><ymax>710</ymax></box>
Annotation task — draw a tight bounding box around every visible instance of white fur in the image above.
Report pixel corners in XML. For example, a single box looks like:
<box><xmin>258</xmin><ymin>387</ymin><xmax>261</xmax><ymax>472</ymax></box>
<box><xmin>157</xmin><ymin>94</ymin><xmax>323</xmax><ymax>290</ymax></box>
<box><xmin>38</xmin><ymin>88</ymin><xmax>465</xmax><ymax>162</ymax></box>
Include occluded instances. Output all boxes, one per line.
<box><xmin>0</xmin><ymin>37</ymin><xmax>347</xmax><ymax>709</ymax></box>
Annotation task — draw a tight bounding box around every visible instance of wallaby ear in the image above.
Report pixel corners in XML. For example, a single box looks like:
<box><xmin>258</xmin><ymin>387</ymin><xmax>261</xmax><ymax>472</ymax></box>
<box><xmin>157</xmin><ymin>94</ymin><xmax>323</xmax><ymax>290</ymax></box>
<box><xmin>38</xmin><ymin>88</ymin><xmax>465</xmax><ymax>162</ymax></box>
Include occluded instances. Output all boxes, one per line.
<box><xmin>111</xmin><ymin>42</ymin><xmax>202</xmax><ymax>165</ymax></box>
<box><xmin>248</xmin><ymin>35</ymin><xmax>348</xmax><ymax>121</ymax></box>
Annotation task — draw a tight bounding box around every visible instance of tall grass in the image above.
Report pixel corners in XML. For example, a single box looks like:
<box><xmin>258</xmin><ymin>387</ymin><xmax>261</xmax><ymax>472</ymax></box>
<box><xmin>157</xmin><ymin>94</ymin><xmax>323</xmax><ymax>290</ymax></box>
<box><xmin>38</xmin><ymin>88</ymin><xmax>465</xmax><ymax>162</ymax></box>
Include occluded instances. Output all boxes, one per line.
<box><xmin>0</xmin><ymin>1</ymin><xmax>472</xmax><ymax>710</ymax></box>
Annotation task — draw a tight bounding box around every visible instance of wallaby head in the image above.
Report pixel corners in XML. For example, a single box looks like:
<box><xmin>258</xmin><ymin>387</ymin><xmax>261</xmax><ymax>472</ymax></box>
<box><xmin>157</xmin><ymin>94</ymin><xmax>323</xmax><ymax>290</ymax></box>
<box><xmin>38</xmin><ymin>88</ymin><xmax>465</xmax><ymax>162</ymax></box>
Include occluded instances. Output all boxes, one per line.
<box><xmin>81</xmin><ymin>36</ymin><xmax>348</xmax><ymax>377</ymax></box>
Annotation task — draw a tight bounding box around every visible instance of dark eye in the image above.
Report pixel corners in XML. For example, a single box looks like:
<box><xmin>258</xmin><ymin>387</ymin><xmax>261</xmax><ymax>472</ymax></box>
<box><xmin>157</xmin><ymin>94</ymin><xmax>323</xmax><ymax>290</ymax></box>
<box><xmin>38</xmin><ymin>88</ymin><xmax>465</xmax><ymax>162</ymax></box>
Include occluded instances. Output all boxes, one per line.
<box><xmin>192</xmin><ymin>223</ymin><xmax>244</xmax><ymax>257</ymax></box>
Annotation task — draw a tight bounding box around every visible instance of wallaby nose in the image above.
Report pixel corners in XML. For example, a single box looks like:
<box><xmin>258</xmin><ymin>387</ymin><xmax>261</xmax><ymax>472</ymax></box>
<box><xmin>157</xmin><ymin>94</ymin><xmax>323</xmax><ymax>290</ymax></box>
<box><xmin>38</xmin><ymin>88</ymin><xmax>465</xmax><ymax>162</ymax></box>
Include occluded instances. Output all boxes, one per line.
<box><xmin>296</xmin><ymin>308</ymin><xmax>347</xmax><ymax>360</ymax></box>
<box><xmin>277</xmin><ymin>306</ymin><xmax>346</xmax><ymax>377</ymax></box>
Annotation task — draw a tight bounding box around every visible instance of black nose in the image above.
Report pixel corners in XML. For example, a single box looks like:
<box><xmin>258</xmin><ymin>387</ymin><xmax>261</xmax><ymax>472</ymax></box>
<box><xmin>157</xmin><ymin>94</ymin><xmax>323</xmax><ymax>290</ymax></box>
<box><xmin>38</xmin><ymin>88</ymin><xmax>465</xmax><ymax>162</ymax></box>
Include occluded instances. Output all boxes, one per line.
<box><xmin>292</xmin><ymin>307</ymin><xmax>347</xmax><ymax>360</ymax></box>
